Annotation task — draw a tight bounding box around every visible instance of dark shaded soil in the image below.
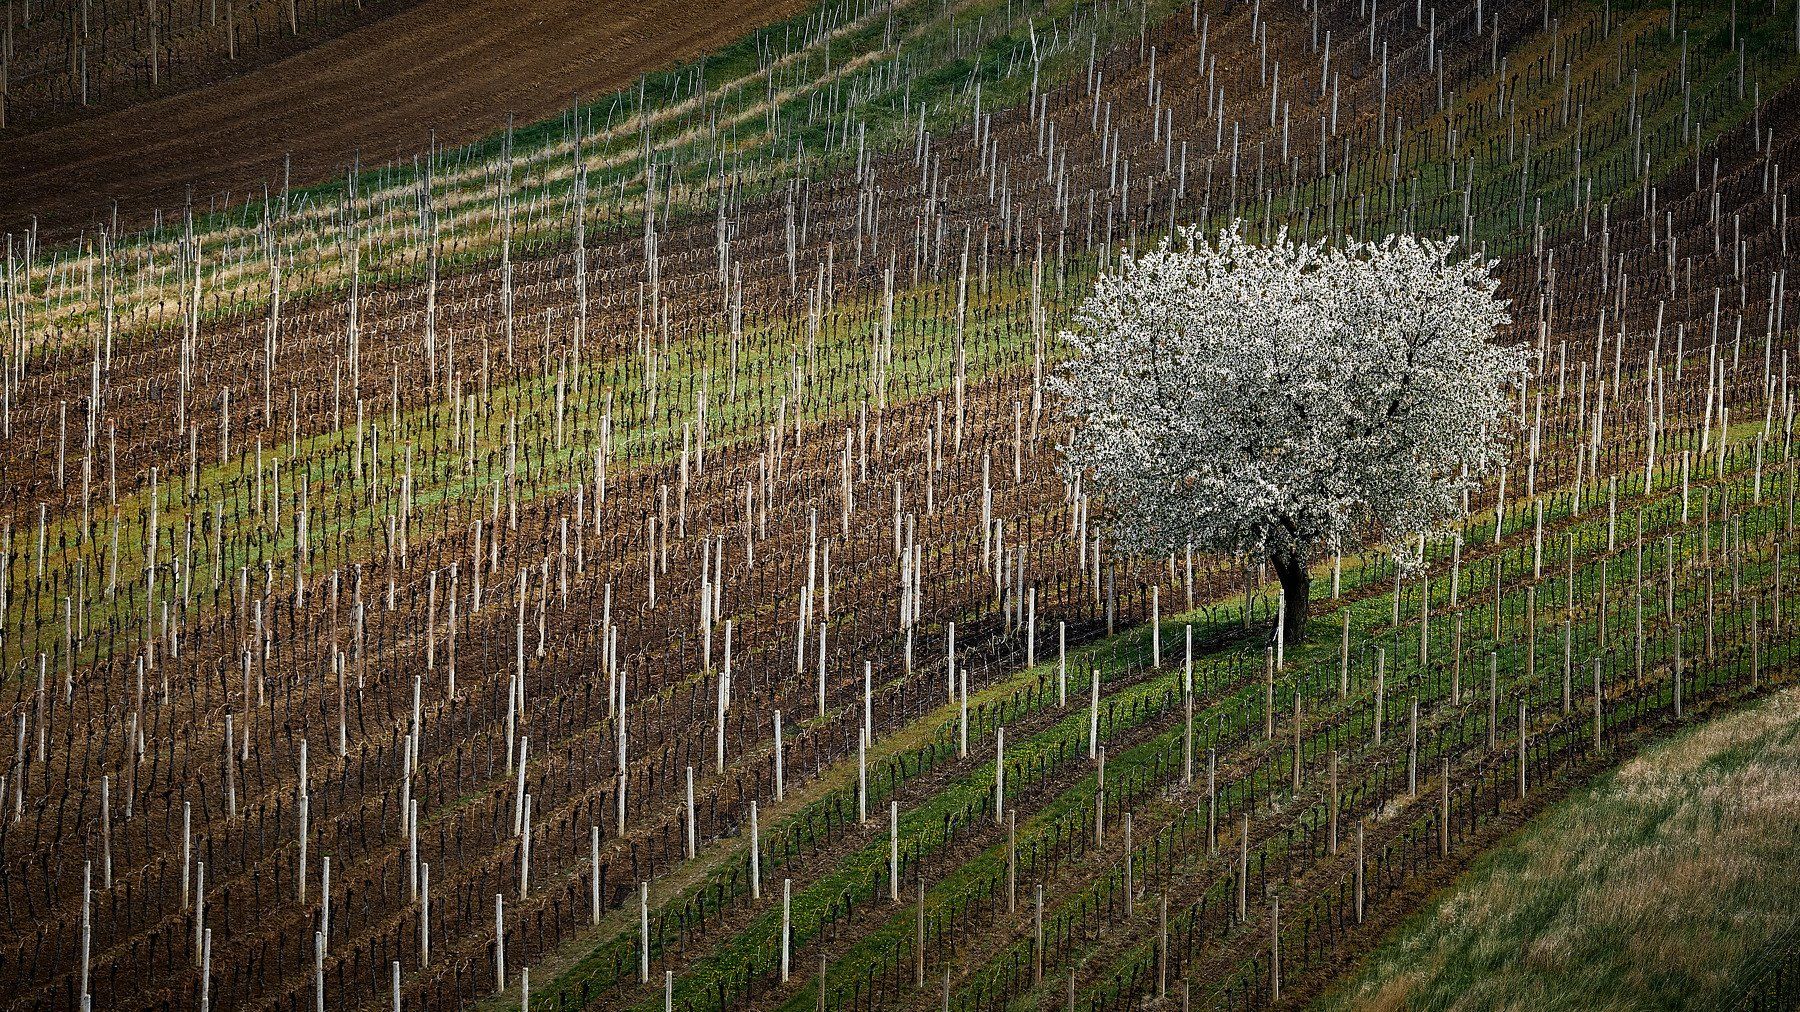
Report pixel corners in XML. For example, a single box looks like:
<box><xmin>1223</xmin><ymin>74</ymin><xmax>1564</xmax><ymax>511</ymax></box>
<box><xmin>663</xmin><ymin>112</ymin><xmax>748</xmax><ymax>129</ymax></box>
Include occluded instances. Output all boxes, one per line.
<box><xmin>0</xmin><ymin>0</ymin><xmax>810</xmax><ymax>240</ymax></box>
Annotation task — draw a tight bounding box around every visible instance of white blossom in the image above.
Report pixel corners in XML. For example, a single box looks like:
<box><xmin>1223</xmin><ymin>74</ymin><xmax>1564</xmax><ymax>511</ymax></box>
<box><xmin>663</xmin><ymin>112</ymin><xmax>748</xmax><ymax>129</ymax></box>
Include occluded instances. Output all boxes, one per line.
<box><xmin>1055</xmin><ymin>225</ymin><xmax>1524</xmax><ymax>636</ymax></box>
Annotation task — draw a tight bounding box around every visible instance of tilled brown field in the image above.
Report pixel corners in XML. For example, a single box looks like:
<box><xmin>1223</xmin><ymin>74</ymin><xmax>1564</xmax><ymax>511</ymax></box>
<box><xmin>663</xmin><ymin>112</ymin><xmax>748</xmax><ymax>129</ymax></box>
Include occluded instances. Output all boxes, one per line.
<box><xmin>0</xmin><ymin>0</ymin><xmax>424</xmax><ymax>138</ymax></box>
<box><xmin>0</xmin><ymin>0</ymin><xmax>812</xmax><ymax>239</ymax></box>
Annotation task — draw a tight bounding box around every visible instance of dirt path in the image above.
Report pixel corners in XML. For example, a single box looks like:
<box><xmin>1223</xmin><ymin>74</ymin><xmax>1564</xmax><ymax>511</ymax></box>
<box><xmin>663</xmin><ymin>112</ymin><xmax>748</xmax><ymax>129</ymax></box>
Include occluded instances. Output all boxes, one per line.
<box><xmin>0</xmin><ymin>0</ymin><xmax>809</xmax><ymax>240</ymax></box>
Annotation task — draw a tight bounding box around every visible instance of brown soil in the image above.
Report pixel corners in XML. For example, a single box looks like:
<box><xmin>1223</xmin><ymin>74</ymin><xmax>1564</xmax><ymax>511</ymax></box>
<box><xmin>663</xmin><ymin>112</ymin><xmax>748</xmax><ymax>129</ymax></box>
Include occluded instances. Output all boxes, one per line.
<box><xmin>0</xmin><ymin>0</ymin><xmax>811</xmax><ymax>240</ymax></box>
<box><xmin>0</xmin><ymin>0</ymin><xmax>424</xmax><ymax>139</ymax></box>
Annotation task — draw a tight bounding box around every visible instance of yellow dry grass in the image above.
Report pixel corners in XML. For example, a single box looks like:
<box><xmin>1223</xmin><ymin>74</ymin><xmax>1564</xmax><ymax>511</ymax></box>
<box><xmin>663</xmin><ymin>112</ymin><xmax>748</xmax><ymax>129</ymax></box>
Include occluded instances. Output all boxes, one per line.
<box><xmin>1315</xmin><ymin>687</ymin><xmax>1800</xmax><ymax>1012</ymax></box>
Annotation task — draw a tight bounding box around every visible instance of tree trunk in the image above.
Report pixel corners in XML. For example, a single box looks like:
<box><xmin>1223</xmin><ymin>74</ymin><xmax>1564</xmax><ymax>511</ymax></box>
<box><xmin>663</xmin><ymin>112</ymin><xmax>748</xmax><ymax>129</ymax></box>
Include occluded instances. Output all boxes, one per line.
<box><xmin>1270</xmin><ymin>550</ymin><xmax>1311</xmax><ymax>646</ymax></box>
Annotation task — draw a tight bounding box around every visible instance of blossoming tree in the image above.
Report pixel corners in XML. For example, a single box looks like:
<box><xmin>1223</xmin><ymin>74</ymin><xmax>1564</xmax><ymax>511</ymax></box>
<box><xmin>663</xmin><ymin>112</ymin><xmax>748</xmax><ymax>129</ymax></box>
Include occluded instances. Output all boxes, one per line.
<box><xmin>1055</xmin><ymin>226</ymin><xmax>1525</xmax><ymax>645</ymax></box>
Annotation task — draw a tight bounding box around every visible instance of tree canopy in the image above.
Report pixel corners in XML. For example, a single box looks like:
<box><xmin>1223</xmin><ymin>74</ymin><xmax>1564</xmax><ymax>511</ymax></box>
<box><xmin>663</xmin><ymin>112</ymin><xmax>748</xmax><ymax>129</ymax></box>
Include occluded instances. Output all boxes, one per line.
<box><xmin>1055</xmin><ymin>226</ymin><xmax>1525</xmax><ymax>642</ymax></box>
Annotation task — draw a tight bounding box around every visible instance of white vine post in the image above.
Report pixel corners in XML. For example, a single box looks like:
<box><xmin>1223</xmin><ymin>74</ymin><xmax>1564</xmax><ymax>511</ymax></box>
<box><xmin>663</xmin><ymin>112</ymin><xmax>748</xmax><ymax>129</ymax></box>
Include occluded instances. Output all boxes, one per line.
<box><xmin>1055</xmin><ymin>225</ymin><xmax>1523</xmax><ymax>644</ymax></box>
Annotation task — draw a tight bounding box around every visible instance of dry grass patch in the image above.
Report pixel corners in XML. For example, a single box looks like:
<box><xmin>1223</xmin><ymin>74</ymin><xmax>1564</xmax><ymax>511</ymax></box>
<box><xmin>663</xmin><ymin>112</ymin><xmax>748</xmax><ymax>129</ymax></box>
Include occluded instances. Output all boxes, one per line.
<box><xmin>1316</xmin><ymin>687</ymin><xmax>1800</xmax><ymax>1012</ymax></box>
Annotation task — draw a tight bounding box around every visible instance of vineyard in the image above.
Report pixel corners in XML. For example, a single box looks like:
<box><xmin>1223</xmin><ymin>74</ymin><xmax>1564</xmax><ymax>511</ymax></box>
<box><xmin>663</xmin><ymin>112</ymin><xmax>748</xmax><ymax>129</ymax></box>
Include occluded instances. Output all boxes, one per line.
<box><xmin>0</xmin><ymin>0</ymin><xmax>413</xmax><ymax>131</ymax></box>
<box><xmin>1319</xmin><ymin>682</ymin><xmax>1800</xmax><ymax>1010</ymax></box>
<box><xmin>0</xmin><ymin>0</ymin><xmax>1797</xmax><ymax>1010</ymax></box>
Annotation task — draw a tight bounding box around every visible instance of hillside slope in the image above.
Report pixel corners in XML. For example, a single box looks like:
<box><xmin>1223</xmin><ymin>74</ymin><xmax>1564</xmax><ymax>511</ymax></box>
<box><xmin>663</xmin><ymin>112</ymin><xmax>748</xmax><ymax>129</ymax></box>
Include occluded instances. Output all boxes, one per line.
<box><xmin>1316</xmin><ymin>686</ymin><xmax>1800</xmax><ymax>1011</ymax></box>
<box><xmin>0</xmin><ymin>0</ymin><xmax>808</xmax><ymax>238</ymax></box>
